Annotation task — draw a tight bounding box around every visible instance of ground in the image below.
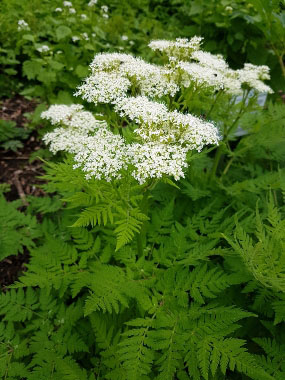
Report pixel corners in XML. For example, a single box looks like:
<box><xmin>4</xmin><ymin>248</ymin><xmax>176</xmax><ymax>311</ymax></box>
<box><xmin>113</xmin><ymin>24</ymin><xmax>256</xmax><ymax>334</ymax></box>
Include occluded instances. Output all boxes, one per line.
<box><xmin>0</xmin><ymin>95</ymin><xmax>45</xmax><ymax>289</ymax></box>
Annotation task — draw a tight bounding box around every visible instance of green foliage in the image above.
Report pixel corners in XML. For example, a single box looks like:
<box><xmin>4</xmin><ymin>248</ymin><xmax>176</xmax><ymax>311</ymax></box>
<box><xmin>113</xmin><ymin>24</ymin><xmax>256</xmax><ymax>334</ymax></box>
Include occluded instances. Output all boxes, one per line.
<box><xmin>0</xmin><ymin>2</ymin><xmax>285</xmax><ymax>378</ymax></box>
<box><xmin>253</xmin><ymin>337</ymin><xmax>285</xmax><ymax>379</ymax></box>
<box><xmin>0</xmin><ymin>119</ymin><xmax>30</xmax><ymax>152</ymax></box>
<box><xmin>224</xmin><ymin>198</ymin><xmax>285</xmax><ymax>292</ymax></box>
<box><xmin>41</xmin><ymin>161</ymin><xmax>149</xmax><ymax>251</ymax></box>
<box><xmin>0</xmin><ymin>195</ymin><xmax>40</xmax><ymax>260</ymax></box>
<box><xmin>2</xmin><ymin>176</ymin><xmax>284</xmax><ymax>379</ymax></box>
<box><xmin>0</xmin><ymin>0</ymin><xmax>284</xmax><ymax>99</ymax></box>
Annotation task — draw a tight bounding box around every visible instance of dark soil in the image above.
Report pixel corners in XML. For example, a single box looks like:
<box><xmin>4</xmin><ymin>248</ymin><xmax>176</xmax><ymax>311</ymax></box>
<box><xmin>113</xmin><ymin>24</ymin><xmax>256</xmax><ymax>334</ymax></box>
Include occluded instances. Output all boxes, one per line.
<box><xmin>0</xmin><ymin>94</ymin><xmax>37</xmax><ymax>126</ymax></box>
<box><xmin>0</xmin><ymin>95</ymin><xmax>46</xmax><ymax>201</ymax></box>
<box><xmin>0</xmin><ymin>95</ymin><xmax>45</xmax><ymax>288</ymax></box>
<box><xmin>0</xmin><ymin>251</ymin><xmax>30</xmax><ymax>291</ymax></box>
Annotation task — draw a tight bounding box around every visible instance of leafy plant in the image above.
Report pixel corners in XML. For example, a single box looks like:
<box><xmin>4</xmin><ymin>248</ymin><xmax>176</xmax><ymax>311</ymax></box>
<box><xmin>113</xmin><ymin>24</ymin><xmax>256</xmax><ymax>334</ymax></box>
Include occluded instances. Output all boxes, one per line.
<box><xmin>0</xmin><ymin>195</ymin><xmax>40</xmax><ymax>260</ymax></box>
<box><xmin>0</xmin><ymin>8</ymin><xmax>284</xmax><ymax>380</ymax></box>
<box><xmin>0</xmin><ymin>119</ymin><xmax>30</xmax><ymax>152</ymax></box>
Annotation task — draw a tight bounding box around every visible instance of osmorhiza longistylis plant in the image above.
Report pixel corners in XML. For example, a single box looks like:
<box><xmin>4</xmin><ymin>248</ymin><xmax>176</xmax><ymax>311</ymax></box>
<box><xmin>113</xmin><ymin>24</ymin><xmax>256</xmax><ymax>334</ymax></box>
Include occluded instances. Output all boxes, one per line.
<box><xmin>42</xmin><ymin>37</ymin><xmax>273</xmax><ymax>252</ymax></box>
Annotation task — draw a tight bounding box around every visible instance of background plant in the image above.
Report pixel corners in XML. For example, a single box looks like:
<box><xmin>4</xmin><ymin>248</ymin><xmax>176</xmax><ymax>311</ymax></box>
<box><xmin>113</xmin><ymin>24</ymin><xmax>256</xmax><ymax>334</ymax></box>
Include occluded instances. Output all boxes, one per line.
<box><xmin>0</xmin><ymin>0</ymin><xmax>284</xmax><ymax>100</ymax></box>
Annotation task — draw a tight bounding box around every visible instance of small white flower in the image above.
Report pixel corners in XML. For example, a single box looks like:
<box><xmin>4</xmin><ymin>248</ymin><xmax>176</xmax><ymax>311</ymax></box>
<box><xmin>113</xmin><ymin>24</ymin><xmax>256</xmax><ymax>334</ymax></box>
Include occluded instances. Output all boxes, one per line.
<box><xmin>88</xmin><ymin>0</ymin><xmax>97</xmax><ymax>6</ymax></box>
<box><xmin>82</xmin><ymin>32</ymin><xmax>89</xmax><ymax>41</ymax></box>
<box><xmin>92</xmin><ymin>33</ymin><xmax>96</xmax><ymax>37</ymax></box>
<box><xmin>129</xmin><ymin>40</ymin><xmax>135</xmax><ymax>46</ymax></box>
<box><xmin>102</xmin><ymin>13</ymin><xmax>109</xmax><ymax>19</ymax></box>
<box><xmin>37</xmin><ymin>45</ymin><xmax>50</xmax><ymax>53</ymax></box>
<box><xmin>55</xmin><ymin>7</ymin><xmax>63</xmax><ymax>12</ymax></box>
<box><xmin>69</xmin><ymin>8</ymin><xmax>76</xmax><ymax>14</ymax></box>
<box><xmin>101</xmin><ymin>5</ymin><xmax>108</xmax><ymax>12</ymax></box>
<box><xmin>17</xmin><ymin>19</ymin><xmax>29</xmax><ymax>31</ymax></box>
<box><xmin>72</xmin><ymin>36</ymin><xmax>80</xmax><ymax>42</ymax></box>
<box><xmin>121</xmin><ymin>35</ymin><xmax>128</xmax><ymax>41</ymax></box>
<box><xmin>63</xmin><ymin>1</ymin><xmax>72</xmax><ymax>6</ymax></box>
<box><xmin>81</xmin><ymin>14</ymin><xmax>87</xmax><ymax>20</ymax></box>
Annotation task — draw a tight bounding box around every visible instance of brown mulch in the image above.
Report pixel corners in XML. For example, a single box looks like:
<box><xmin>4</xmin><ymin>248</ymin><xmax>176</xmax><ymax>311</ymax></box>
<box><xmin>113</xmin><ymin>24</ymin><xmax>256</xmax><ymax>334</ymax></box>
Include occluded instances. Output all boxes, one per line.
<box><xmin>0</xmin><ymin>95</ymin><xmax>46</xmax><ymax>288</ymax></box>
<box><xmin>0</xmin><ymin>251</ymin><xmax>30</xmax><ymax>291</ymax></box>
<box><xmin>0</xmin><ymin>94</ymin><xmax>38</xmax><ymax>126</ymax></box>
<box><xmin>0</xmin><ymin>95</ymin><xmax>46</xmax><ymax>202</ymax></box>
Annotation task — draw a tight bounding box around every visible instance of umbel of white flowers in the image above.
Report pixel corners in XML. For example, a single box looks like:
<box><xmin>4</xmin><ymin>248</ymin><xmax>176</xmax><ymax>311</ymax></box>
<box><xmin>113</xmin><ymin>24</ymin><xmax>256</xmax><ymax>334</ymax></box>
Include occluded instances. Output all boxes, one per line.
<box><xmin>42</xmin><ymin>37</ymin><xmax>273</xmax><ymax>184</ymax></box>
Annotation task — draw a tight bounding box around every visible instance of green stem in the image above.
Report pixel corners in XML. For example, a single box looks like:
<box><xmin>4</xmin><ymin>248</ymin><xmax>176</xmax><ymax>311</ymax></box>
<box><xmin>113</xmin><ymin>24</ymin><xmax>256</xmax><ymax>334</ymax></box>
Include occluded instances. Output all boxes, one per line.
<box><xmin>210</xmin><ymin>145</ymin><xmax>223</xmax><ymax>180</ymax></box>
<box><xmin>180</xmin><ymin>86</ymin><xmax>197</xmax><ymax>112</ymax></box>
<box><xmin>136</xmin><ymin>188</ymin><xmax>150</xmax><ymax>258</ymax></box>
<box><xmin>136</xmin><ymin>232</ymin><xmax>144</xmax><ymax>257</ymax></box>
<box><xmin>207</xmin><ymin>90</ymin><xmax>222</xmax><ymax>118</ymax></box>
<box><xmin>225</xmin><ymin>91</ymin><xmax>249</xmax><ymax>138</ymax></box>
<box><xmin>222</xmin><ymin>156</ymin><xmax>234</xmax><ymax>177</ymax></box>
<box><xmin>211</xmin><ymin>91</ymin><xmax>250</xmax><ymax>180</ymax></box>
<box><xmin>278</xmin><ymin>53</ymin><xmax>285</xmax><ymax>78</ymax></box>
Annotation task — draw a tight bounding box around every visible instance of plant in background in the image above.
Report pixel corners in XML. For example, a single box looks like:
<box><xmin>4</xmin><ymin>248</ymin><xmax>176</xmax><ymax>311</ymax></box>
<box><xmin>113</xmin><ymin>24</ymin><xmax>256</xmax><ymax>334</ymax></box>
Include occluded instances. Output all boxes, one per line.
<box><xmin>0</xmin><ymin>119</ymin><xmax>31</xmax><ymax>152</ymax></box>
<box><xmin>160</xmin><ymin>0</ymin><xmax>285</xmax><ymax>94</ymax></box>
<box><xmin>0</xmin><ymin>0</ymin><xmax>138</xmax><ymax>100</ymax></box>
<box><xmin>1</xmin><ymin>0</ymin><xmax>283</xmax><ymax>100</ymax></box>
<box><xmin>0</xmin><ymin>194</ymin><xmax>40</xmax><ymax>260</ymax></box>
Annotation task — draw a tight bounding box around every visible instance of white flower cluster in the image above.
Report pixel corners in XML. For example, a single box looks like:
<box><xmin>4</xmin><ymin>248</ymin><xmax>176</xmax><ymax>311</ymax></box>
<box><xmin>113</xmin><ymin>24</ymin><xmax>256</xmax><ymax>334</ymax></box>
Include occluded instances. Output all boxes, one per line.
<box><xmin>17</xmin><ymin>19</ymin><xmax>29</xmax><ymax>31</ymax></box>
<box><xmin>72</xmin><ymin>128</ymin><xmax>128</xmax><ymax>181</ymax></box>
<box><xmin>101</xmin><ymin>5</ymin><xmax>108</xmax><ymax>13</ymax></box>
<box><xmin>149</xmin><ymin>37</ymin><xmax>273</xmax><ymax>94</ymax></box>
<box><xmin>42</xmin><ymin>101</ymin><xmax>219</xmax><ymax>182</ymax></box>
<box><xmin>42</xmin><ymin>104</ymin><xmax>106</xmax><ymax>132</ymax></box>
<box><xmin>178</xmin><ymin>61</ymin><xmax>224</xmax><ymax>91</ymax></box>
<box><xmin>42</xmin><ymin>105</ymin><xmax>127</xmax><ymax>181</ymax></box>
<box><xmin>115</xmin><ymin>96</ymin><xmax>220</xmax><ymax>151</ymax></box>
<box><xmin>43</xmin><ymin>37</ymin><xmax>272</xmax><ymax>184</ymax></box>
<box><xmin>76</xmin><ymin>52</ymin><xmax>179</xmax><ymax>102</ymax></box>
<box><xmin>129</xmin><ymin>143</ymin><xmax>188</xmax><ymax>183</ymax></box>
<box><xmin>115</xmin><ymin>96</ymin><xmax>169</xmax><ymax>125</ymax></box>
<box><xmin>37</xmin><ymin>45</ymin><xmax>50</xmax><ymax>53</ymax></box>
<box><xmin>101</xmin><ymin>5</ymin><xmax>109</xmax><ymax>18</ymax></box>
<box><xmin>191</xmin><ymin>50</ymin><xmax>228</xmax><ymax>71</ymax></box>
<box><xmin>76</xmin><ymin>71</ymin><xmax>131</xmax><ymax>104</ymax></box>
<box><xmin>42</xmin><ymin>105</ymin><xmax>190</xmax><ymax>183</ymax></box>
<box><xmin>149</xmin><ymin>37</ymin><xmax>203</xmax><ymax>60</ymax></box>
<box><xmin>88</xmin><ymin>0</ymin><xmax>97</xmax><ymax>6</ymax></box>
<box><xmin>237</xmin><ymin>64</ymin><xmax>273</xmax><ymax>94</ymax></box>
